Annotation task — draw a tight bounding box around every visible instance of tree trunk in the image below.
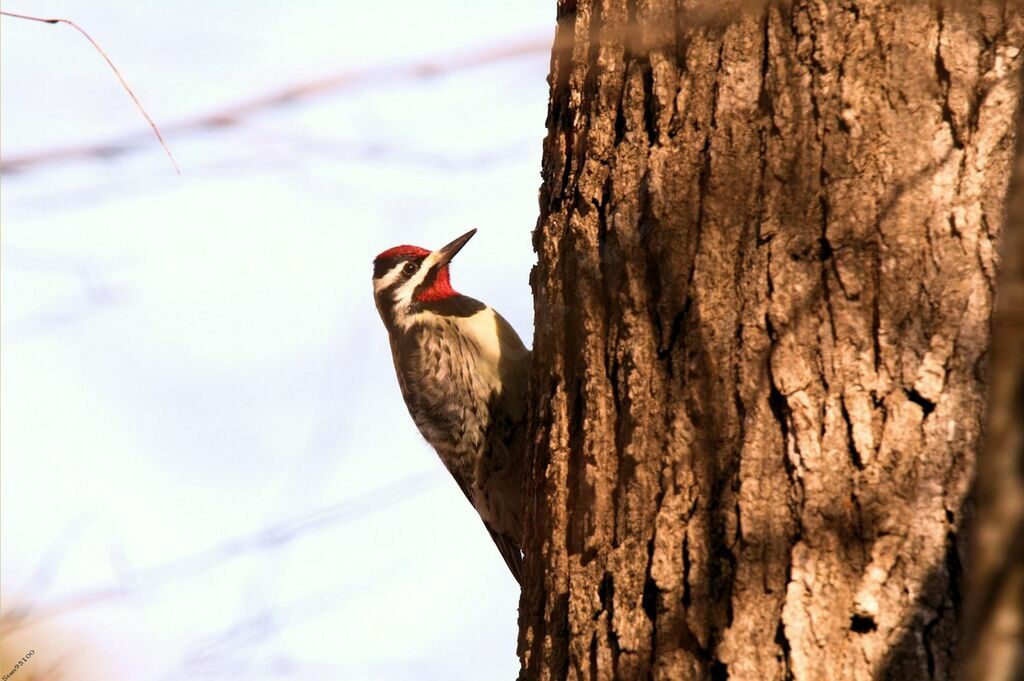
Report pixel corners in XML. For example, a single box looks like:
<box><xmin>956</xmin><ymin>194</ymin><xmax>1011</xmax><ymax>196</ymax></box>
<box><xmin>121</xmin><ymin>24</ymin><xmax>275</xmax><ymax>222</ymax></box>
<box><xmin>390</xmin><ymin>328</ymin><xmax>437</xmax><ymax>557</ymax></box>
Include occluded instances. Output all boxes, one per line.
<box><xmin>519</xmin><ymin>2</ymin><xmax>1023</xmax><ymax>680</ymax></box>
<box><xmin>963</xmin><ymin>65</ymin><xmax>1024</xmax><ymax>681</ymax></box>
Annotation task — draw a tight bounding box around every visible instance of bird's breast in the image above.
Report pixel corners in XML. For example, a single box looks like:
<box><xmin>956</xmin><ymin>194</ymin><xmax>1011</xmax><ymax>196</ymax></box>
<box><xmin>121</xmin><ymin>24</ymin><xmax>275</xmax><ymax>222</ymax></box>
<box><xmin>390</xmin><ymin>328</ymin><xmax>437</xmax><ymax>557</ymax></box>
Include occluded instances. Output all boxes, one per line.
<box><xmin>391</xmin><ymin>318</ymin><xmax>499</xmax><ymax>468</ymax></box>
<box><xmin>386</xmin><ymin>304</ymin><xmax>529</xmax><ymax>542</ymax></box>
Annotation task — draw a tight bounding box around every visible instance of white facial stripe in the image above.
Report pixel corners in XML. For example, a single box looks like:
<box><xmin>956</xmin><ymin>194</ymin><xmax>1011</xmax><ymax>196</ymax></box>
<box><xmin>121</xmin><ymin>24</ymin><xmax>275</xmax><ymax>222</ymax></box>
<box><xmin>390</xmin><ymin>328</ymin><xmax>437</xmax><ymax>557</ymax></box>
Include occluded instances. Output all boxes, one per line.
<box><xmin>420</xmin><ymin>250</ymin><xmax>444</xmax><ymax>272</ymax></box>
<box><xmin>373</xmin><ymin>262</ymin><xmax>406</xmax><ymax>294</ymax></box>
<box><xmin>390</xmin><ymin>251</ymin><xmax>443</xmax><ymax>305</ymax></box>
<box><xmin>403</xmin><ymin>256</ymin><xmax>434</xmax><ymax>294</ymax></box>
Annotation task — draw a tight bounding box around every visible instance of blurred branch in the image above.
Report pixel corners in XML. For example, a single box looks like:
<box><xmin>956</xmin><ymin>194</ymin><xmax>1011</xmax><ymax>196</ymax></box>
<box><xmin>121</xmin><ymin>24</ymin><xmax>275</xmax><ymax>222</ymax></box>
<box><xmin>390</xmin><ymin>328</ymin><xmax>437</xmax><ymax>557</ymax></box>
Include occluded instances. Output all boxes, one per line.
<box><xmin>2</xmin><ymin>36</ymin><xmax>550</xmax><ymax>174</ymax></box>
<box><xmin>0</xmin><ymin>471</ymin><xmax>440</xmax><ymax>633</ymax></box>
<box><xmin>172</xmin><ymin>569</ymin><xmax>398</xmax><ymax>680</ymax></box>
<box><xmin>1</xmin><ymin>10</ymin><xmax>180</xmax><ymax>173</ymax></box>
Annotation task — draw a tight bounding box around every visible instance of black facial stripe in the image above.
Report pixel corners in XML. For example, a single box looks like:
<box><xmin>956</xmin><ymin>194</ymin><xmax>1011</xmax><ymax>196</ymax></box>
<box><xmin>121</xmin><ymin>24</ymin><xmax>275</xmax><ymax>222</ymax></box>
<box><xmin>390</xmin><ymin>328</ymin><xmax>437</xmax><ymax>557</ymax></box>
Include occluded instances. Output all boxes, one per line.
<box><xmin>373</xmin><ymin>257</ymin><xmax>401</xmax><ymax>280</ymax></box>
<box><xmin>381</xmin><ymin>279</ymin><xmax>405</xmax><ymax>299</ymax></box>
<box><xmin>410</xmin><ymin>294</ymin><xmax>485</xmax><ymax>317</ymax></box>
<box><xmin>411</xmin><ymin>263</ymin><xmax>442</xmax><ymax>300</ymax></box>
<box><xmin>374</xmin><ymin>254</ymin><xmax>427</xmax><ymax>280</ymax></box>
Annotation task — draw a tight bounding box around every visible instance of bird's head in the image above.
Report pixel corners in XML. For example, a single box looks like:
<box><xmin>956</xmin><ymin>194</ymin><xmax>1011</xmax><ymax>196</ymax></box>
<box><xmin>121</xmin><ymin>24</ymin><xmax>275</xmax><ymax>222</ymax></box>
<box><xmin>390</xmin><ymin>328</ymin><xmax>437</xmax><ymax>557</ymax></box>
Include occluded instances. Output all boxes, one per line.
<box><xmin>372</xmin><ymin>228</ymin><xmax>476</xmax><ymax>330</ymax></box>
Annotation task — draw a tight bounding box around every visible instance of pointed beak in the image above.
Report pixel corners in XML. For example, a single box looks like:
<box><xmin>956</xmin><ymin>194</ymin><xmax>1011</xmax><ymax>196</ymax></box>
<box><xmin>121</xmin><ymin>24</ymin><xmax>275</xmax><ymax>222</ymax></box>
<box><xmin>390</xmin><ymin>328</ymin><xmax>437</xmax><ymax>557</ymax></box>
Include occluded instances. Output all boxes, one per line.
<box><xmin>433</xmin><ymin>228</ymin><xmax>477</xmax><ymax>268</ymax></box>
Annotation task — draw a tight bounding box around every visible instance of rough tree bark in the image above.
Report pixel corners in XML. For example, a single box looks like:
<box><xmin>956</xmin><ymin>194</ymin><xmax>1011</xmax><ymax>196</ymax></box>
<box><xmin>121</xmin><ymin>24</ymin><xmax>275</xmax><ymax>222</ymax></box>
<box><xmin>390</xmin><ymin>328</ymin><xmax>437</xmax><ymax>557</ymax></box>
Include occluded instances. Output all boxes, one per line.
<box><xmin>519</xmin><ymin>2</ymin><xmax>1023</xmax><ymax>680</ymax></box>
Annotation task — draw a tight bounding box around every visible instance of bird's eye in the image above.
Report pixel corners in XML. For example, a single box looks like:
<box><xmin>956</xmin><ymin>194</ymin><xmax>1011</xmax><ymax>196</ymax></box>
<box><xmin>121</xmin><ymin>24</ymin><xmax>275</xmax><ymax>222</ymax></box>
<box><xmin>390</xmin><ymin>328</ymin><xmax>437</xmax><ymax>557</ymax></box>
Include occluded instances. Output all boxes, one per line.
<box><xmin>403</xmin><ymin>262</ymin><xmax>418</xmax><ymax>276</ymax></box>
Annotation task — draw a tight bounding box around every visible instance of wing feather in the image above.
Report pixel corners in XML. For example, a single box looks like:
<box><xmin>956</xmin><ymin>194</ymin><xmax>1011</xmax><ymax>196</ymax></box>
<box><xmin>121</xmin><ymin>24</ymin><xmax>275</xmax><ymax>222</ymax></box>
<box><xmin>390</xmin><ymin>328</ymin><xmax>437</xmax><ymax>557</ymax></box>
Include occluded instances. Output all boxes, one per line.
<box><xmin>449</xmin><ymin>467</ymin><xmax>523</xmax><ymax>584</ymax></box>
<box><xmin>485</xmin><ymin>525</ymin><xmax>524</xmax><ymax>584</ymax></box>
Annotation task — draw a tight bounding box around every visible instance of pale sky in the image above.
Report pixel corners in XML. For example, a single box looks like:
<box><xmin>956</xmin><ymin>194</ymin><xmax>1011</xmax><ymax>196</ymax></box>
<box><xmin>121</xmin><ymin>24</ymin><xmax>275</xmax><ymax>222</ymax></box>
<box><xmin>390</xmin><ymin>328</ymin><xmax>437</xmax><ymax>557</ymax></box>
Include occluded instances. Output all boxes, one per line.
<box><xmin>1</xmin><ymin>2</ymin><xmax>552</xmax><ymax>679</ymax></box>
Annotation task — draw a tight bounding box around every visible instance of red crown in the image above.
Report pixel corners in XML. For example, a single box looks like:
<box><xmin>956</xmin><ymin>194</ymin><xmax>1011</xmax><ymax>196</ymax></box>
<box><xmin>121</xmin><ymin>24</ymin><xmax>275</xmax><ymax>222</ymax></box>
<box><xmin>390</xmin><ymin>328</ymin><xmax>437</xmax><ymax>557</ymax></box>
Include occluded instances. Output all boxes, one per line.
<box><xmin>374</xmin><ymin>244</ymin><xmax>430</xmax><ymax>261</ymax></box>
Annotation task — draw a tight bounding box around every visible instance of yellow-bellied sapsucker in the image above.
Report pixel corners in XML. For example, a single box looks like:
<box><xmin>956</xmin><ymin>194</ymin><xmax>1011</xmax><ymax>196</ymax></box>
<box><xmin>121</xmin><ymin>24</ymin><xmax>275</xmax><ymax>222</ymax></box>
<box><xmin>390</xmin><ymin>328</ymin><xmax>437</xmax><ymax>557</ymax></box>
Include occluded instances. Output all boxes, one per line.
<box><xmin>372</xmin><ymin>229</ymin><xmax>529</xmax><ymax>582</ymax></box>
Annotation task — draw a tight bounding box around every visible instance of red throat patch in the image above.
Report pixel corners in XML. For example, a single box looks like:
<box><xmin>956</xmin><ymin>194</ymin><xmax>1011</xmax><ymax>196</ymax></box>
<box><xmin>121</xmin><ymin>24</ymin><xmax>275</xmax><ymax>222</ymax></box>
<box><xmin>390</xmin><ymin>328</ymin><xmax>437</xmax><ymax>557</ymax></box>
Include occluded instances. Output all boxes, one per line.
<box><xmin>416</xmin><ymin>265</ymin><xmax>458</xmax><ymax>301</ymax></box>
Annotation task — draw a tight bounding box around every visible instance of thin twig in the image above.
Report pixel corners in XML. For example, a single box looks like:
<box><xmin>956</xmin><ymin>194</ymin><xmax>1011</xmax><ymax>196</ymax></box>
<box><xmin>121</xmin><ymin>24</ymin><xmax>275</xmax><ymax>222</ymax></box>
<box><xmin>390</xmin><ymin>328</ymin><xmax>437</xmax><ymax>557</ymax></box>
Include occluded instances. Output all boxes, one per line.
<box><xmin>1</xmin><ymin>10</ymin><xmax>180</xmax><ymax>173</ymax></box>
